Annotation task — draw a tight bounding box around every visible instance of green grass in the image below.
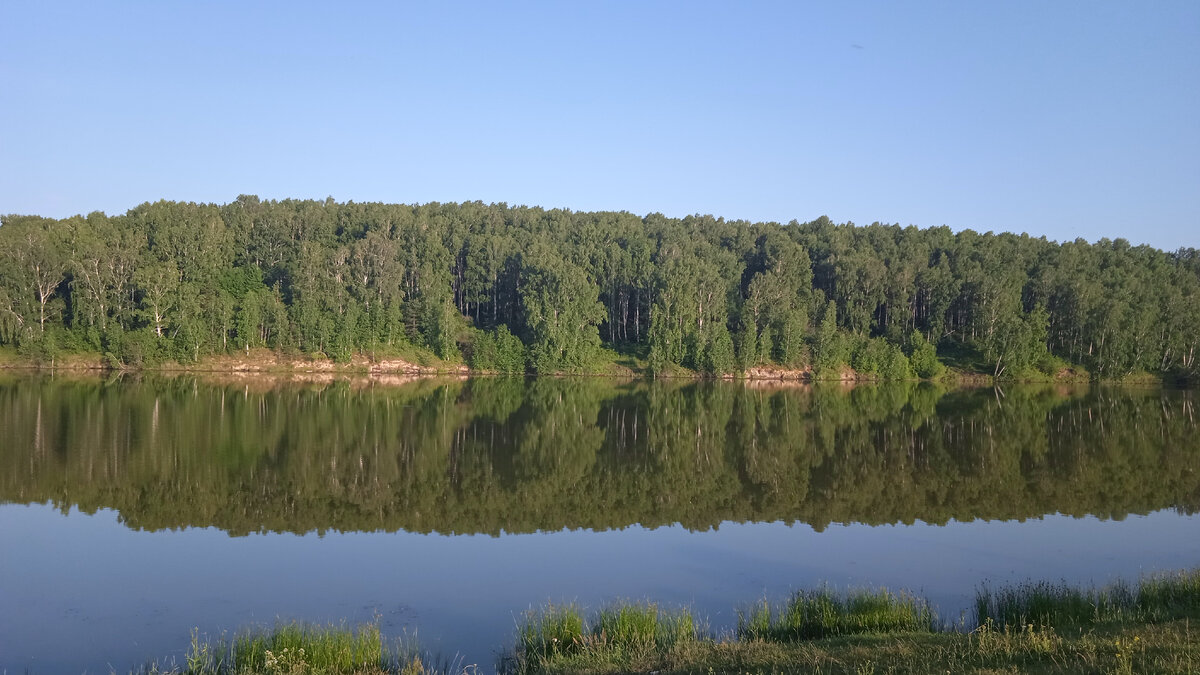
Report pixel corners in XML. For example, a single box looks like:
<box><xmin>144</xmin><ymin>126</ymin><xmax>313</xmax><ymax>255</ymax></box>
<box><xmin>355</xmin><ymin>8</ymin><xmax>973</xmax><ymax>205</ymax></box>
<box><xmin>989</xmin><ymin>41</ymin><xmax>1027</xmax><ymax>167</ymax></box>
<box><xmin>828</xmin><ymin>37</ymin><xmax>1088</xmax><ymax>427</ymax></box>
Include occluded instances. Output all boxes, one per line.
<box><xmin>511</xmin><ymin>574</ymin><xmax>1200</xmax><ymax>673</ymax></box>
<box><xmin>135</xmin><ymin>570</ymin><xmax>1200</xmax><ymax>674</ymax></box>
<box><xmin>976</xmin><ymin>568</ymin><xmax>1200</xmax><ymax>629</ymax></box>
<box><xmin>513</xmin><ymin>612</ymin><xmax>1199</xmax><ymax>675</ymax></box>
<box><xmin>614</xmin><ymin>619</ymin><xmax>1198</xmax><ymax>674</ymax></box>
<box><xmin>518</xmin><ymin>602</ymin><xmax>587</xmax><ymax>664</ymax></box>
<box><xmin>738</xmin><ymin>587</ymin><xmax>937</xmax><ymax>641</ymax></box>
<box><xmin>1139</xmin><ymin>569</ymin><xmax>1200</xmax><ymax>619</ymax></box>
<box><xmin>579</xmin><ymin>345</ymin><xmax>643</xmax><ymax>377</ymax></box>
<box><xmin>934</xmin><ymin>341</ymin><xmax>991</xmax><ymax>376</ymax></box>
<box><xmin>975</xmin><ymin>579</ymin><xmax>1135</xmax><ymax>629</ymax></box>
<box><xmin>515</xmin><ymin>601</ymin><xmax>697</xmax><ymax>674</ymax></box>
<box><xmin>231</xmin><ymin>621</ymin><xmax>385</xmax><ymax>672</ymax></box>
<box><xmin>594</xmin><ymin>602</ymin><xmax>696</xmax><ymax>653</ymax></box>
<box><xmin>592</xmin><ymin>342</ymin><xmax>652</xmax><ymax>377</ymax></box>
<box><xmin>364</xmin><ymin>342</ymin><xmax>464</xmax><ymax>370</ymax></box>
<box><xmin>141</xmin><ymin>621</ymin><xmax>441</xmax><ymax>675</ymax></box>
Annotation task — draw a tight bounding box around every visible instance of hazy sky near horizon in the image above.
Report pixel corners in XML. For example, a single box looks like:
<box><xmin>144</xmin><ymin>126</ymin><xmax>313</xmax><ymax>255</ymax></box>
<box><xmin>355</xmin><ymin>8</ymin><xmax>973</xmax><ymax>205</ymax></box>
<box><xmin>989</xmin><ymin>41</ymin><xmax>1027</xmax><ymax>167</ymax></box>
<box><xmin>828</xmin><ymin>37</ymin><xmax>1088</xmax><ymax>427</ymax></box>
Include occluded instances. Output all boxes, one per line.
<box><xmin>2</xmin><ymin>2</ymin><xmax>1197</xmax><ymax>251</ymax></box>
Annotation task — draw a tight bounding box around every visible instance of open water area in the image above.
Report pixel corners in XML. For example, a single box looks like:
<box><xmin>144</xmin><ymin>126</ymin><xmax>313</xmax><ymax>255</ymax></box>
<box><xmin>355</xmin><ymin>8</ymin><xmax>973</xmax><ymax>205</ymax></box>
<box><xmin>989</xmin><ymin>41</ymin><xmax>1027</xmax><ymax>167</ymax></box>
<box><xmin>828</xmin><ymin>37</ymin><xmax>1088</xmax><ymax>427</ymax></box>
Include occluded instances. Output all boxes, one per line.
<box><xmin>1</xmin><ymin>374</ymin><xmax>1197</xmax><ymax>672</ymax></box>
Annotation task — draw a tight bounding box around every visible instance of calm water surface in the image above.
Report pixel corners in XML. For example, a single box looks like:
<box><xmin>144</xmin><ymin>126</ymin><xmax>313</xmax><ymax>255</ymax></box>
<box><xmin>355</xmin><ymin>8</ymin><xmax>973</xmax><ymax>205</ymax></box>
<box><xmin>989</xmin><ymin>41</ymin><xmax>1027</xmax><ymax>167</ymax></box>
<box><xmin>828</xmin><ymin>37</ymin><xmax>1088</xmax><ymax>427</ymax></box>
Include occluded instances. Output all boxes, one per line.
<box><xmin>1</xmin><ymin>375</ymin><xmax>1197</xmax><ymax>672</ymax></box>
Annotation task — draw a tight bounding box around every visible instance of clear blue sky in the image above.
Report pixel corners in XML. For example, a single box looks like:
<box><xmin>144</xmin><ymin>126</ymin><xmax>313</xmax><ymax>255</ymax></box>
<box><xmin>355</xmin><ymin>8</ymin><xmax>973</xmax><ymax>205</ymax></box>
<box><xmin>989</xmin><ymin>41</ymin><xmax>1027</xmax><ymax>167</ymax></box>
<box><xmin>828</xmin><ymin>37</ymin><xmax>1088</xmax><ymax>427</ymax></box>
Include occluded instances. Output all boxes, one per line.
<box><xmin>2</xmin><ymin>1</ymin><xmax>1197</xmax><ymax>250</ymax></box>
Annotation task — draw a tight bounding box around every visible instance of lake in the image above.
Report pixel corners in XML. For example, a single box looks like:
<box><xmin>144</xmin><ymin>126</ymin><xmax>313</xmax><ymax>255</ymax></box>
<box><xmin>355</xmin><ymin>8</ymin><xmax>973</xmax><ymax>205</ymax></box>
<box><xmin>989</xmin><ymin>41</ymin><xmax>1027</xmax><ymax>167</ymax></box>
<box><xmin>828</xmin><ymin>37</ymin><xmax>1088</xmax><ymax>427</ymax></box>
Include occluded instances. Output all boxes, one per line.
<box><xmin>1</xmin><ymin>375</ymin><xmax>1197</xmax><ymax>673</ymax></box>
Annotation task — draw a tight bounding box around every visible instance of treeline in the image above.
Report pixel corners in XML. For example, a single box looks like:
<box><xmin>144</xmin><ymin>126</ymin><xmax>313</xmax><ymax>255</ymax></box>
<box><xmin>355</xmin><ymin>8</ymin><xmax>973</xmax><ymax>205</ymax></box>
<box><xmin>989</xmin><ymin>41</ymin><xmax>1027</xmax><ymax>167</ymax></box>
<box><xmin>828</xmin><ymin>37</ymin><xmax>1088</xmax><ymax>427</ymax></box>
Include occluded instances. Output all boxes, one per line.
<box><xmin>2</xmin><ymin>376</ymin><xmax>1196</xmax><ymax>535</ymax></box>
<box><xmin>1</xmin><ymin>197</ymin><xmax>1197</xmax><ymax>378</ymax></box>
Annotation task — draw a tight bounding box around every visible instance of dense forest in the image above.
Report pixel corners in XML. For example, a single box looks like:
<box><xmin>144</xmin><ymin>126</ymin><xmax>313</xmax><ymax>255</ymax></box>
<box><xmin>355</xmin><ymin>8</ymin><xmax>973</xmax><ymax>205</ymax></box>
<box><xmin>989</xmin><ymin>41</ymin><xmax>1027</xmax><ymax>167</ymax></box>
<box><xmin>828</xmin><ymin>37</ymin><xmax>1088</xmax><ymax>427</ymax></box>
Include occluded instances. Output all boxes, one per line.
<box><xmin>2</xmin><ymin>377</ymin><xmax>1196</xmax><ymax>535</ymax></box>
<box><xmin>1</xmin><ymin>197</ymin><xmax>1197</xmax><ymax>379</ymax></box>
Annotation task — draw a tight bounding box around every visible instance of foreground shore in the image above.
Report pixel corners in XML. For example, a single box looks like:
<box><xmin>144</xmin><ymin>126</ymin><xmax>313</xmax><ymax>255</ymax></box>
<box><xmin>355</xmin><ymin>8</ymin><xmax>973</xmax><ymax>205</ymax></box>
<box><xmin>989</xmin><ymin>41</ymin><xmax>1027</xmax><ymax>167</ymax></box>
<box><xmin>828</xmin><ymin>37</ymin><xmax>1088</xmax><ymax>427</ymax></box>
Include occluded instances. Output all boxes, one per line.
<box><xmin>133</xmin><ymin>570</ymin><xmax>1199</xmax><ymax>674</ymax></box>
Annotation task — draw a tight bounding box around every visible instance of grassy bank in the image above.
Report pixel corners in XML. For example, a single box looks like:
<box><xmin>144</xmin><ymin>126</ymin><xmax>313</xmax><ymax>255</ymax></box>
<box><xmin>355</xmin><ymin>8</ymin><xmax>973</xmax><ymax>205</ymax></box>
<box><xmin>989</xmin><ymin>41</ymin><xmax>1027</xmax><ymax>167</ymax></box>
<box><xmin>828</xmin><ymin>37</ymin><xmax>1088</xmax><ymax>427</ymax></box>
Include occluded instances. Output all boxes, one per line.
<box><xmin>139</xmin><ymin>621</ymin><xmax>437</xmax><ymax>675</ymax></box>
<box><xmin>975</xmin><ymin>570</ymin><xmax>1200</xmax><ymax>630</ymax></box>
<box><xmin>138</xmin><ymin>570</ymin><xmax>1200</xmax><ymax>674</ymax></box>
<box><xmin>509</xmin><ymin>572</ymin><xmax>1200</xmax><ymax>674</ymax></box>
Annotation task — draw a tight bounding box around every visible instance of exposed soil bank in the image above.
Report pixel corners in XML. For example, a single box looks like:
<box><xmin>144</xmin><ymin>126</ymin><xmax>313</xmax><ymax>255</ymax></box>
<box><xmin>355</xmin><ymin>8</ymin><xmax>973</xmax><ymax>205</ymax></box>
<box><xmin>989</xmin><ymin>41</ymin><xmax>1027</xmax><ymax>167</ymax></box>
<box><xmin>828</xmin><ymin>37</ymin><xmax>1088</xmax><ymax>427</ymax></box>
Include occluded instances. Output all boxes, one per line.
<box><xmin>0</xmin><ymin>349</ymin><xmax>465</xmax><ymax>374</ymax></box>
<box><xmin>0</xmin><ymin>349</ymin><xmax>1151</xmax><ymax>385</ymax></box>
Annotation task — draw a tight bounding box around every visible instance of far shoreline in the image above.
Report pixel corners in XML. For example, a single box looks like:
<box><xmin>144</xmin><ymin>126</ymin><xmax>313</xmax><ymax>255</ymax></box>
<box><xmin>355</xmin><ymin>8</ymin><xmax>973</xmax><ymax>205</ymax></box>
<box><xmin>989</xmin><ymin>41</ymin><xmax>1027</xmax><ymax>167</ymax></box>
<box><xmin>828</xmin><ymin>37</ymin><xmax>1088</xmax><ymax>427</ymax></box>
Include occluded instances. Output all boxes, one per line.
<box><xmin>0</xmin><ymin>348</ymin><xmax>1150</xmax><ymax>386</ymax></box>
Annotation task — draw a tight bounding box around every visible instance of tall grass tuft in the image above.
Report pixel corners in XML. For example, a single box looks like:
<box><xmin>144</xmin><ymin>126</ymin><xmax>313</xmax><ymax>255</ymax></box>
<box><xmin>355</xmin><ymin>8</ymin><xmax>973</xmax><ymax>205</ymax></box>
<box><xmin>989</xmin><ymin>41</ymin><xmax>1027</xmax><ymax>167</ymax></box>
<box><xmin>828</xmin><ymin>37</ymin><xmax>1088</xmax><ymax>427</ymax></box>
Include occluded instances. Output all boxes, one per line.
<box><xmin>514</xmin><ymin>601</ymin><xmax>696</xmax><ymax>673</ymax></box>
<box><xmin>1137</xmin><ymin>568</ymin><xmax>1200</xmax><ymax>621</ymax></box>
<box><xmin>232</xmin><ymin>620</ymin><xmax>385</xmax><ymax>673</ymax></box>
<box><xmin>594</xmin><ymin>602</ymin><xmax>696</xmax><ymax>653</ymax></box>
<box><xmin>737</xmin><ymin>598</ymin><xmax>772</xmax><ymax>641</ymax></box>
<box><xmin>517</xmin><ymin>602</ymin><xmax>585</xmax><ymax>663</ymax></box>
<box><xmin>974</xmin><ymin>580</ymin><xmax>1128</xmax><ymax>629</ymax></box>
<box><xmin>144</xmin><ymin>620</ymin><xmax>464</xmax><ymax>674</ymax></box>
<box><xmin>594</xmin><ymin>603</ymin><xmax>659</xmax><ymax>651</ymax></box>
<box><xmin>738</xmin><ymin>587</ymin><xmax>936</xmax><ymax>641</ymax></box>
<box><xmin>976</xmin><ymin>569</ymin><xmax>1200</xmax><ymax>630</ymax></box>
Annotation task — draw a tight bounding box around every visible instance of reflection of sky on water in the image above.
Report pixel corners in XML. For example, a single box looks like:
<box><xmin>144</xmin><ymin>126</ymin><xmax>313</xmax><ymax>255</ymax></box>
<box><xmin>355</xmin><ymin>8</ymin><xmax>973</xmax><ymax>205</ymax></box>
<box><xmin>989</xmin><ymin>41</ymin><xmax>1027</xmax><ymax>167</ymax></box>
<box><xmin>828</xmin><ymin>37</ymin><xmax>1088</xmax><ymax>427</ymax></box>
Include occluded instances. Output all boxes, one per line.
<box><xmin>2</xmin><ymin>504</ymin><xmax>1197</xmax><ymax>673</ymax></box>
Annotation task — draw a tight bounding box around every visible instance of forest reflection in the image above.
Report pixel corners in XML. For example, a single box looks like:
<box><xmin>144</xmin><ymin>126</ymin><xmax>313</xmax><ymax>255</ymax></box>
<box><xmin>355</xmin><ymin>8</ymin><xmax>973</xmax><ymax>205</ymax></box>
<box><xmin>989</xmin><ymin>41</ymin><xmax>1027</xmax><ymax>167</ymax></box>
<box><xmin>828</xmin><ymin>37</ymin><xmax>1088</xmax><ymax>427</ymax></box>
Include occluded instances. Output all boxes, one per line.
<box><xmin>1</xmin><ymin>375</ymin><xmax>1196</xmax><ymax>536</ymax></box>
